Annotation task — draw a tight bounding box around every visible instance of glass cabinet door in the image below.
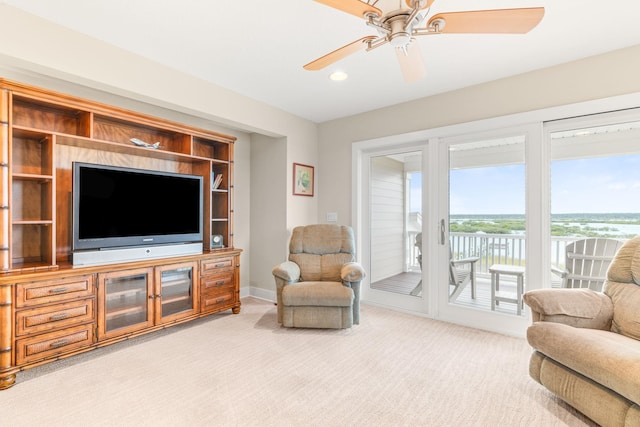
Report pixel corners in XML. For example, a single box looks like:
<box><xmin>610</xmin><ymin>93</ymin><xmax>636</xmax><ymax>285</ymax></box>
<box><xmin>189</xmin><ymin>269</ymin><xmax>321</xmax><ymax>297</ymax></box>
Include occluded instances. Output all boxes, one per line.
<box><xmin>155</xmin><ymin>262</ymin><xmax>198</xmax><ymax>323</ymax></box>
<box><xmin>98</xmin><ymin>267</ymin><xmax>154</xmax><ymax>339</ymax></box>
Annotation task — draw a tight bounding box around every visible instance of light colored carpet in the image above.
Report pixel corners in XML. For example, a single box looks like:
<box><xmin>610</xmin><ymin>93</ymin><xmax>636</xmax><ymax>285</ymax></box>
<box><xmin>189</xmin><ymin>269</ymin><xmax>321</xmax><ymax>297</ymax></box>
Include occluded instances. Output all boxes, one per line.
<box><xmin>1</xmin><ymin>297</ymin><xmax>595</xmax><ymax>427</ymax></box>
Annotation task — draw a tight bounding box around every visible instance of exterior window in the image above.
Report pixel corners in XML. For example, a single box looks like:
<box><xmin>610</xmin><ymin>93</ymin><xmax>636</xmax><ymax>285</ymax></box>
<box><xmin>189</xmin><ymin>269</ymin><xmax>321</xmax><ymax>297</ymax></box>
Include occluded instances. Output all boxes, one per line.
<box><xmin>549</xmin><ymin>119</ymin><xmax>640</xmax><ymax>288</ymax></box>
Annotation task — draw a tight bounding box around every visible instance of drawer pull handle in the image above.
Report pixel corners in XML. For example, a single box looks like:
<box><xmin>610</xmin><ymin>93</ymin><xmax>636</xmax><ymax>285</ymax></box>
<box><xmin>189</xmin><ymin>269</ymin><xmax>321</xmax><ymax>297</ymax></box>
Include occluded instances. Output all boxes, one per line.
<box><xmin>214</xmin><ymin>263</ymin><xmax>227</xmax><ymax>268</ymax></box>
<box><xmin>49</xmin><ymin>287</ymin><xmax>68</xmax><ymax>294</ymax></box>
<box><xmin>216</xmin><ymin>280</ymin><xmax>225</xmax><ymax>286</ymax></box>
<box><xmin>49</xmin><ymin>313</ymin><xmax>69</xmax><ymax>321</ymax></box>
<box><xmin>50</xmin><ymin>339</ymin><xmax>69</xmax><ymax>348</ymax></box>
<box><xmin>216</xmin><ymin>297</ymin><xmax>226</xmax><ymax>303</ymax></box>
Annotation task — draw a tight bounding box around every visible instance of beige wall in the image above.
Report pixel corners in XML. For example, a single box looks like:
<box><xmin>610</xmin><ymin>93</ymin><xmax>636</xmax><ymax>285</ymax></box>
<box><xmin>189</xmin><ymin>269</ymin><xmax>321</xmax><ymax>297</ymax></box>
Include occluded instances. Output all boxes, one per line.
<box><xmin>317</xmin><ymin>44</ymin><xmax>640</xmax><ymax>233</ymax></box>
<box><xmin>250</xmin><ymin>135</ymin><xmax>287</xmax><ymax>297</ymax></box>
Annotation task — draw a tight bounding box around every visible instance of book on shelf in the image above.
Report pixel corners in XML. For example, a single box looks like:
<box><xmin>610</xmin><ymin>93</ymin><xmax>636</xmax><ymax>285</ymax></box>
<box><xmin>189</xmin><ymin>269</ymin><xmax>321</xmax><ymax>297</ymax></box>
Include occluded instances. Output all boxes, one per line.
<box><xmin>212</xmin><ymin>173</ymin><xmax>223</xmax><ymax>190</ymax></box>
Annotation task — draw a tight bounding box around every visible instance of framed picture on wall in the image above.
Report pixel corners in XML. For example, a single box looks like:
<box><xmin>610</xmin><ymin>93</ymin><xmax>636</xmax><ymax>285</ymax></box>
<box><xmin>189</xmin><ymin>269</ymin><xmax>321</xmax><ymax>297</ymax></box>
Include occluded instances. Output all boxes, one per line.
<box><xmin>293</xmin><ymin>163</ymin><xmax>314</xmax><ymax>196</ymax></box>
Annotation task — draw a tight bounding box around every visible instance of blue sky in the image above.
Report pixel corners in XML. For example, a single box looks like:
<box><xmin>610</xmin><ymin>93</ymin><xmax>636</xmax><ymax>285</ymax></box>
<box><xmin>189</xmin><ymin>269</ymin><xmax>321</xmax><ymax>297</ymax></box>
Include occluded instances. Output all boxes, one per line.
<box><xmin>450</xmin><ymin>165</ymin><xmax>525</xmax><ymax>215</ymax></box>
<box><xmin>551</xmin><ymin>155</ymin><xmax>640</xmax><ymax>213</ymax></box>
<box><xmin>411</xmin><ymin>154</ymin><xmax>640</xmax><ymax>214</ymax></box>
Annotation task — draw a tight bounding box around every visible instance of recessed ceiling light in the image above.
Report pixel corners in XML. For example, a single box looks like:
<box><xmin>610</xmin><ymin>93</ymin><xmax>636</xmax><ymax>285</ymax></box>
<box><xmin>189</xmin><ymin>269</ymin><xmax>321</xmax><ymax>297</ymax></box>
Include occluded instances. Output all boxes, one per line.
<box><xmin>329</xmin><ymin>71</ymin><xmax>348</xmax><ymax>81</ymax></box>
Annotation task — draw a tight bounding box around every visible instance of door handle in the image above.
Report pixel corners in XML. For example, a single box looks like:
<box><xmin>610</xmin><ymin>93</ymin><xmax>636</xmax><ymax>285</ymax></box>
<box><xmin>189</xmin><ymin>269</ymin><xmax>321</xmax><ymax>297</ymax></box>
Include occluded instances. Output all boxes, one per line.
<box><xmin>440</xmin><ymin>219</ymin><xmax>446</xmax><ymax>245</ymax></box>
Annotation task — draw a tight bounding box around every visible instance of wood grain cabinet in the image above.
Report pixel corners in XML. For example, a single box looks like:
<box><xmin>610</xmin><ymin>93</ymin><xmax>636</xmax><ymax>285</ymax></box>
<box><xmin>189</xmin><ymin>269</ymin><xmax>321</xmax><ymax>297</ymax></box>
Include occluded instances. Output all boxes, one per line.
<box><xmin>14</xmin><ymin>274</ymin><xmax>96</xmax><ymax>365</ymax></box>
<box><xmin>155</xmin><ymin>262</ymin><xmax>199</xmax><ymax>323</ymax></box>
<box><xmin>97</xmin><ymin>267</ymin><xmax>154</xmax><ymax>340</ymax></box>
<box><xmin>200</xmin><ymin>256</ymin><xmax>239</xmax><ymax>314</ymax></box>
<box><xmin>97</xmin><ymin>262</ymin><xmax>200</xmax><ymax>340</ymax></box>
<box><xmin>0</xmin><ymin>79</ymin><xmax>242</xmax><ymax>390</ymax></box>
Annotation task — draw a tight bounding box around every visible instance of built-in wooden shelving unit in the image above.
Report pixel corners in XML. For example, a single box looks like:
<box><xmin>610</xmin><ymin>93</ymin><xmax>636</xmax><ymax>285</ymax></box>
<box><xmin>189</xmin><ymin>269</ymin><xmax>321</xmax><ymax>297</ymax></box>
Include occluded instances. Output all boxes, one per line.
<box><xmin>0</xmin><ymin>79</ymin><xmax>241</xmax><ymax>390</ymax></box>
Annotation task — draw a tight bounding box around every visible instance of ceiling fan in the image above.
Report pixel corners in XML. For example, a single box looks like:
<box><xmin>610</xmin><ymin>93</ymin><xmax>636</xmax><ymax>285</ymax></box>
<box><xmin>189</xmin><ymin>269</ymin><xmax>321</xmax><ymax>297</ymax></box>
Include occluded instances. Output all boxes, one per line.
<box><xmin>304</xmin><ymin>0</ymin><xmax>545</xmax><ymax>82</ymax></box>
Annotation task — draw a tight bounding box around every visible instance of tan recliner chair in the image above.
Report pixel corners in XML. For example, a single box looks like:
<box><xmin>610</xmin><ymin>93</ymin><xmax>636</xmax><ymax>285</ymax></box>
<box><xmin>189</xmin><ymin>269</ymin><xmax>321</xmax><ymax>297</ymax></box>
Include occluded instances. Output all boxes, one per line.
<box><xmin>524</xmin><ymin>236</ymin><xmax>640</xmax><ymax>426</ymax></box>
<box><xmin>272</xmin><ymin>224</ymin><xmax>365</xmax><ymax>329</ymax></box>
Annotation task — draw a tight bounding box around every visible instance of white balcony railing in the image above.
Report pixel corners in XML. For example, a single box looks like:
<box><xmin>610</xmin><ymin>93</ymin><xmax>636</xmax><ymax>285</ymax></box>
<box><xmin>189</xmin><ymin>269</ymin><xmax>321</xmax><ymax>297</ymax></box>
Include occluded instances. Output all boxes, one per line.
<box><xmin>407</xmin><ymin>232</ymin><xmax>608</xmax><ymax>276</ymax></box>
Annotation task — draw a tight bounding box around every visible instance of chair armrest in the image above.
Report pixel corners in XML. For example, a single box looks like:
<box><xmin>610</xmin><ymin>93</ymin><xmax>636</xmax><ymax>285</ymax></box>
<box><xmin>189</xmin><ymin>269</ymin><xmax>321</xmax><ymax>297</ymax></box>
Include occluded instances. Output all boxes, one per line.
<box><xmin>523</xmin><ymin>288</ymin><xmax>613</xmax><ymax>330</ymax></box>
<box><xmin>341</xmin><ymin>262</ymin><xmax>365</xmax><ymax>282</ymax></box>
<box><xmin>341</xmin><ymin>262</ymin><xmax>365</xmax><ymax>325</ymax></box>
<box><xmin>451</xmin><ymin>256</ymin><xmax>479</xmax><ymax>266</ymax></box>
<box><xmin>272</xmin><ymin>261</ymin><xmax>300</xmax><ymax>283</ymax></box>
<box><xmin>550</xmin><ymin>266</ymin><xmax>567</xmax><ymax>278</ymax></box>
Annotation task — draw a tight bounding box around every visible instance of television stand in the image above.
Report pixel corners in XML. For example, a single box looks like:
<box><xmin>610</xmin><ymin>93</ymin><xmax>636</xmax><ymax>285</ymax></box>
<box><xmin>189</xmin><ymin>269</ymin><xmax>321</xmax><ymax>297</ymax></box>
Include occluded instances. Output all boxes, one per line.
<box><xmin>71</xmin><ymin>242</ymin><xmax>204</xmax><ymax>267</ymax></box>
<box><xmin>0</xmin><ymin>79</ymin><xmax>241</xmax><ymax>390</ymax></box>
<box><xmin>0</xmin><ymin>250</ymin><xmax>242</xmax><ymax>390</ymax></box>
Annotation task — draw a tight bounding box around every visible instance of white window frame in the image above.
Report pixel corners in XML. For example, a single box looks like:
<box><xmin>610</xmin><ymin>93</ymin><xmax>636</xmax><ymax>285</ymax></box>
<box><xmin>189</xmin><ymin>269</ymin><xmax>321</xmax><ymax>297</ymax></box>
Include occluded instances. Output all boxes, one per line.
<box><xmin>352</xmin><ymin>92</ymin><xmax>640</xmax><ymax>336</ymax></box>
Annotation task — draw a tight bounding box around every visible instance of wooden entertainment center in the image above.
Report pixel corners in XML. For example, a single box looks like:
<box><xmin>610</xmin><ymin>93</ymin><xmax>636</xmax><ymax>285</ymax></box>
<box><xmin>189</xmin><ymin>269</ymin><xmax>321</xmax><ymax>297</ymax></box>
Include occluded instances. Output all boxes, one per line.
<box><xmin>0</xmin><ymin>79</ymin><xmax>241</xmax><ymax>389</ymax></box>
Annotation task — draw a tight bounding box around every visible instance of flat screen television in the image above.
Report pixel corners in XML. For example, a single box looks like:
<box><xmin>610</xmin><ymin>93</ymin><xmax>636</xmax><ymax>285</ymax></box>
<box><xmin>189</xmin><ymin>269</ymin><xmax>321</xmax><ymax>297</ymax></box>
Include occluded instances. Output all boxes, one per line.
<box><xmin>72</xmin><ymin>162</ymin><xmax>203</xmax><ymax>254</ymax></box>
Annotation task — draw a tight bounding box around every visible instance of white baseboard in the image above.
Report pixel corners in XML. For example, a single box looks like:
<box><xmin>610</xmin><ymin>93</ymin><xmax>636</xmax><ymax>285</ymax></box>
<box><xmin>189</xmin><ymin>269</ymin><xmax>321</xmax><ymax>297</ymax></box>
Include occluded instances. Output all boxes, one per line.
<box><xmin>246</xmin><ymin>286</ymin><xmax>276</xmax><ymax>302</ymax></box>
<box><xmin>239</xmin><ymin>286</ymin><xmax>250</xmax><ymax>299</ymax></box>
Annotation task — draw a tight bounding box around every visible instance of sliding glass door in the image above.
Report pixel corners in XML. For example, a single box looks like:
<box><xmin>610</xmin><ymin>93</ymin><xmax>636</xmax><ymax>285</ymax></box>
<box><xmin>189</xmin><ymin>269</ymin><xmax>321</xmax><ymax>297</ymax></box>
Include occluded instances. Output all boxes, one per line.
<box><xmin>354</xmin><ymin>103</ymin><xmax>640</xmax><ymax>335</ymax></box>
<box><xmin>447</xmin><ymin>136</ymin><xmax>526</xmax><ymax>313</ymax></box>
<box><xmin>440</xmin><ymin>133</ymin><xmax>527</xmax><ymax>320</ymax></box>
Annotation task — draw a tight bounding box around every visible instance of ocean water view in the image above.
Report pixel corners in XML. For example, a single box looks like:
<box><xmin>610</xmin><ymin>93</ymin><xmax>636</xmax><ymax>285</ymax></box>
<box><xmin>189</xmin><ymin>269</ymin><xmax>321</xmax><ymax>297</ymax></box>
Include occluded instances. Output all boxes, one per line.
<box><xmin>450</xmin><ymin>213</ymin><xmax>640</xmax><ymax>238</ymax></box>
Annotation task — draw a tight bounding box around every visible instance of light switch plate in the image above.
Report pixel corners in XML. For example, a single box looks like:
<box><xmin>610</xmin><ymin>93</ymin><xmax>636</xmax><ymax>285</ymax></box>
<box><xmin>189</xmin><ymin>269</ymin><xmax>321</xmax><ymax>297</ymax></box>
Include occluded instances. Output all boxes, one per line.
<box><xmin>326</xmin><ymin>212</ymin><xmax>338</xmax><ymax>223</ymax></box>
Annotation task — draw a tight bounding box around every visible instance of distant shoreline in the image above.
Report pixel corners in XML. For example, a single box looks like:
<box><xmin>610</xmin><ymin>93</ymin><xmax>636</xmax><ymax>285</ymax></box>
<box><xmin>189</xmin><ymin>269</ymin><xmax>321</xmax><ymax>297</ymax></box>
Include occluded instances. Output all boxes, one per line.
<box><xmin>448</xmin><ymin>213</ymin><xmax>640</xmax><ymax>237</ymax></box>
<box><xmin>451</xmin><ymin>213</ymin><xmax>640</xmax><ymax>223</ymax></box>
<box><xmin>450</xmin><ymin>212</ymin><xmax>640</xmax><ymax>220</ymax></box>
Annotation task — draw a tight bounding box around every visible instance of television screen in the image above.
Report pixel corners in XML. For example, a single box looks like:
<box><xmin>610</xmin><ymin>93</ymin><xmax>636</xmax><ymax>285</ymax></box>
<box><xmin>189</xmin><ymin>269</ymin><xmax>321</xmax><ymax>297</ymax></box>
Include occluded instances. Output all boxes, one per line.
<box><xmin>73</xmin><ymin>162</ymin><xmax>203</xmax><ymax>251</ymax></box>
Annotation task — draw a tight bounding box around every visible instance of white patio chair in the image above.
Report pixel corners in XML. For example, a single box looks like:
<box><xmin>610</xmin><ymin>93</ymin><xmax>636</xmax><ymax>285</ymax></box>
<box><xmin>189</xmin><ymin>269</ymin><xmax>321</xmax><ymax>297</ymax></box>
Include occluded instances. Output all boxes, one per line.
<box><xmin>414</xmin><ymin>233</ymin><xmax>480</xmax><ymax>301</ymax></box>
<box><xmin>449</xmin><ymin>253</ymin><xmax>480</xmax><ymax>302</ymax></box>
<box><xmin>552</xmin><ymin>237</ymin><xmax>623</xmax><ymax>292</ymax></box>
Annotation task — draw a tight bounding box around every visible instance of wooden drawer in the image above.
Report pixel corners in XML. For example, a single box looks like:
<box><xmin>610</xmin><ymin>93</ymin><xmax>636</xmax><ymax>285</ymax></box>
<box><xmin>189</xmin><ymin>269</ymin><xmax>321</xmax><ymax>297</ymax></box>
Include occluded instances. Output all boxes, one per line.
<box><xmin>200</xmin><ymin>291</ymin><xmax>236</xmax><ymax>313</ymax></box>
<box><xmin>200</xmin><ymin>273</ymin><xmax>234</xmax><ymax>294</ymax></box>
<box><xmin>16</xmin><ymin>275</ymin><xmax>95</xmax><ymax>308</ymax></box>
<box><xmin>15</xmin><ymin>323</ymin><xmax>95</xmax><ymax>365</ymax></box>
<box><xmin>201</xmin><ymin>257</ymin><xmax>234</xmax><ymax>275</ymax></box>
<box><xmin>15</xmin><ymin>298</ymin><xmax>95</xmax><ymax>337</ymax></box>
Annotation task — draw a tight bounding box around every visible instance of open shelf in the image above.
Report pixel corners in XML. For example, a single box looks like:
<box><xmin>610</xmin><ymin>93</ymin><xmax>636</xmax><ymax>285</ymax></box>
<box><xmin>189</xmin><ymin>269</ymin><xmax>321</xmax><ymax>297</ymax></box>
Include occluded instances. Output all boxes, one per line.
<box><xmin>193</xmin><ymin>137</ymin><xmax>230</xmax><ymax>161</ymax></box>
<box><xmin>11</xmin><ymin>223</ymin><xmax>54</xmax><ymax>267</ymax></box>
<box><xmin>1</xmin><ymin>79</ymin><xmax>237</xmax><ymax>272</ymax></box>
<box><xmin>12</xmin><ymin>96</ymin><xmax>91</xmax><ymax>137</ymax></box>
<box><xmin>93</xmin><ymin>114</ymin><xmax>192</xmax><ymax>155</ymax></box>
<box><xmin>55</xmin><ymin>134</ymin><xmax>201</xmax><ymax>164</ymax></box>
<box><xmin>11</xmin><ymin>179</ymin><xmax>53</xmax><ymax>221</ymax></box>
<box><xmin>11</xmin><ymin>129</ymin><xmax>53</xmax><ymax>176</ymax></box>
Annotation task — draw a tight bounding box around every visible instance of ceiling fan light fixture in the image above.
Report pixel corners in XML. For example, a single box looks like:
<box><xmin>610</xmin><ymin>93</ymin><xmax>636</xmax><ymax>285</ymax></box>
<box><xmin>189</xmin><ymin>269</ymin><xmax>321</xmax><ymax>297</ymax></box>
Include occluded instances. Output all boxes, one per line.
<box><xmin>387</xmin><ymin>13</ymin><xmax>413</xmax><ymax>47</ymax></box>
<box><xmin>389</xmin><ymin>32</ymin><xmax>411</xmax><ymax>47</ymax></box>
<box><xmin>329</xmin><ymin>71</ymin><xmax>349</xmax><ymax>81</ymax></box>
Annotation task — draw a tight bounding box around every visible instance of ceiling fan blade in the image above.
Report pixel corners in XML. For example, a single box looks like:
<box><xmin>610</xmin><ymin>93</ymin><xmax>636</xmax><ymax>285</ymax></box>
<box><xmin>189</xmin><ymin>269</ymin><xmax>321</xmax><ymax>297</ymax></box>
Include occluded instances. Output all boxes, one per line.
<box><xmin>395</xmin><ymin>43</ymin><xmax>426</xmax><ymax>83</ymax></box>
<box><xmin>314</xmin><ymin>0</ymin><xmax>382</xmax><ymax>19</ymax></box>
<box><xmin>304</xmin><ymin>36</ymin><xmax>376</xmax><ymax>71</ymax></box>
<box><xmin>428</xmin><ymin>8</ymin><xmax>545</xmax><ymax>34</ymax></box>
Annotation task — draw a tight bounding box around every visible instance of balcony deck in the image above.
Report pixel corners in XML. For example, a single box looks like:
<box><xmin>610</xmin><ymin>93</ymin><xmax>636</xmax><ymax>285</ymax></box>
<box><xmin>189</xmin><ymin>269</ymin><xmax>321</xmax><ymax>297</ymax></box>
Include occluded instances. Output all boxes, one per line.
<box><xmin>370</xmin><ymin>233</ymin><xmax>627</xmax><ymax>316</ymax></box>
<box><xmin>370</xmin><ymin>272</ymin><xmax>524</xmax><ymax>316</ymax></box>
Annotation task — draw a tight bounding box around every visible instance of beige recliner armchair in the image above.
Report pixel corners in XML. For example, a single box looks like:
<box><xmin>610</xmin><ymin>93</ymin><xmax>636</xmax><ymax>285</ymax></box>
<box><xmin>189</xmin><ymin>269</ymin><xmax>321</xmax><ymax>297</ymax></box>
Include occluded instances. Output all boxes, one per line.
<box><xmin>272</xmin><ymin>224</ymin><xmax>365</xmax><ymax>329</ymax></box>
<box><xmin>524</xmin><ymin>236</ymin><xmax>640</xmax><ymax>426</ymax></box>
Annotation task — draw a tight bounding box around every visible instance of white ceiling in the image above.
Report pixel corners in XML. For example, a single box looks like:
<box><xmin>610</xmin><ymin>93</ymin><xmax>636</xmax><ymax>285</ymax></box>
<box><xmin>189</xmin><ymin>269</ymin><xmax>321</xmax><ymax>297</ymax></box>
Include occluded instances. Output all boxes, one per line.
<box><xmin>5</xmin><ymin>0</ymin><xmax>640</xmax><ymax>123</ymax></box>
